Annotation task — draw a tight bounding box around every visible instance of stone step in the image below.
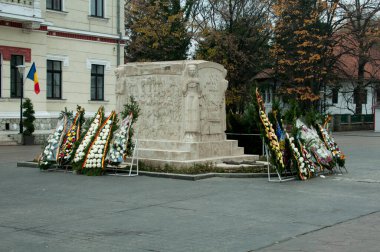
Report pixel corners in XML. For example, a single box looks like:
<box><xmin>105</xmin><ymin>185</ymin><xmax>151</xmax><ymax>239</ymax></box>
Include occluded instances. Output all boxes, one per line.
<box><xmin>215</xmin><ymin>162</ymin><xmax>267</xmax><ymax>170</ymax></box>
<box><xmin>219</xmin><ymin>154</ymin><xmax>259</xmax><ymax>162</ymax></box>
<box><xmin>138</xmin><ymin>154</ymin><xmax>260</xmax><ymax>168</ymax></box>
<box><xmin>138</xmin><ymin>140</ymin><xmax>197</xmax><ymax>151</ymax></box>
<box><xmin>197</xmin><ymin>141</ymin><xmax>242</xmax><ymax>158</ymax></box>
<box><xmin>0</xmin><ymin>134</ymin><xmax>18</xmax><ymax>145</ymax></box>
<box><xmin>137</xmin><ymin>148</ymin><xmax>194</xmax><ymax>161</ymax></box>
<box><xmin>138</xmin><ymin>139</ymin><xmax>240</xmax><ymax>152</ymax></box>
<box><xmin>232</xmin><ymin>146</ymin><xmax>245</xmax><ymax>156</ymax></box>
<box><xmin>137</xmin><ymin>139</ymin><xmax>244</xmax><ymax>160</ymax></box>
<box><xmin>0</xmin><ymin>141</ymin><xmax>18</xmax><ymax>146</ymax></box>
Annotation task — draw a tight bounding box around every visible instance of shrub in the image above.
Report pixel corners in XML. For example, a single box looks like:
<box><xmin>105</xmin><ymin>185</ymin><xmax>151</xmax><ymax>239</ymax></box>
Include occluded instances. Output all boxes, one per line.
<box><xmin>22</xmin><ymin>98</ymin><xmax>35</xmax><ymax>136</ymax></box>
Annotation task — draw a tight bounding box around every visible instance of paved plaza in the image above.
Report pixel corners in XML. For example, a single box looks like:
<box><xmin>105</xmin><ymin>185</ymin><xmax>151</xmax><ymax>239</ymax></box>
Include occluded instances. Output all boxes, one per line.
<box><xmin>1</xmin><ymin>131</ymin><xmax>380</xmax><ymax>251</ymax></box>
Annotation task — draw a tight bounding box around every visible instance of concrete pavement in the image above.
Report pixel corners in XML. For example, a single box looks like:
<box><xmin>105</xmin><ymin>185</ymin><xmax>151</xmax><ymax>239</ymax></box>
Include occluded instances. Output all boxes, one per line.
<box><xmin>0</xmin><ymin>131</ymin><xmax>380</xmax><ymax>251</ymax></box>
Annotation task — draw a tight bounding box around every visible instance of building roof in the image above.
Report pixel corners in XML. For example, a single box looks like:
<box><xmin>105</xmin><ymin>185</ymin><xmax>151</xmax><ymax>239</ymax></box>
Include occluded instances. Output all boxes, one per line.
<box><xmin>334</xmin><ymin>45</ymin><xmax>380</xmax><ymax>81</ymax></box>
<box><xmin>253</xmin><ymin>69</ymin><xmax>275</xmax><ymax>80</ymax></box>
<box><xmin>254</xmin><ymin>43</ymin><xmax>380</xmax><ymax>82</ymax></box>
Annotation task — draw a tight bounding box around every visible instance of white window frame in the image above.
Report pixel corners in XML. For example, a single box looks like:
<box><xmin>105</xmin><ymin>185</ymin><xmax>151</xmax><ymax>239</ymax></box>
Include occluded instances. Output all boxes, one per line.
<box><xmin>89</xmin><ymin>0</ymin><xmax>106</xmax><ymax>18</ymax></box>
<box><xmin>46</xmin><ymin>54</ymin><xmax>69</xmax><ymax>67</ymax></box>
<box><xmin>90</xmin><ymin>64</ymin><xmax>105</xmax><ymax>101</ymax></box>
<box><xmin>86</xmin><ymin>59</ymin><xmax>110</xmax><ymax>71</ymax></box>
<box><xmin>46</xmin><ymin>55</ymin><xmax>68</xmax><ymax>100</ymax></box>
<box><xmin>10</xmin><ymin>55</ymin><xmax>24</xmax><ymax>98</ymax></box>
<box><xmin>46</xmin><ymin>0</ymin><xmax>66</xmax><ymax>12</ymax></box>
<box><xmin>87</xmin><ymin>59</ymin><xmax>110</xmax><ymax>102</ymax></box>
<box><xmin>332</xmin><ymin>88</ymin><xmax>339</xmax><ymax>104</ymax></box>
<box><xmin>263</xmin><ymin>87</ymin><xmax>272</xmax><ymax>104</ymax></box>
<box><xmin>46</xmin><ymin>59</ymin><xmax>63</xmax><ymax>99</ymax></box>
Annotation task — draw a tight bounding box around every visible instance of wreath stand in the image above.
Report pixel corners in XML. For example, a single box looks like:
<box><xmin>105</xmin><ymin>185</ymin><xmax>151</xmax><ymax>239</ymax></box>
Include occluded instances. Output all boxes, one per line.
<box><xmin>61</xmin><ymin>164</ymin><xmax>72</xmax><ymax>173</ymax></box>
<box><xmin>43</xmin><ymin>164</ymin><xmax>72</xmax><ymax>173</ymax></box>
<box><xmin>265</xmin><ymin>144</ymin><xmax>295</xmax><ymax>182</ymax></box>
<box><xmin>43</xmin><ymin>160</ymin><xmax>72</xmax><ymax>173</ymax></box>
<box><xmin>108</xmin><ymin>131</ymin><xmax>139</xmax><ymax>177</ymax></box>
<box><xmin>313</xmin><ymin>155</ymin><xmax>348</xmax><ymax>176</ymax></box>
<box><xmin>335</xmin><ymin>162</ymin><xmax>348</xmax><ymax>174</ymax></box>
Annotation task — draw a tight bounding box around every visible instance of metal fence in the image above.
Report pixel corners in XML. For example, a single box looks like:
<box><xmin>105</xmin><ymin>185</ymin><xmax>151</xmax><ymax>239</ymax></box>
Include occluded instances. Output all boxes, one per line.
<box><xmin>333</xmin><ymin>114</ymin><xmax>374</xmax><ymax>131</ymax></box>
<box><xmin>339</xmin><ymin>114</ymin><xmax>374</xmax><ymax>124</ymax></box>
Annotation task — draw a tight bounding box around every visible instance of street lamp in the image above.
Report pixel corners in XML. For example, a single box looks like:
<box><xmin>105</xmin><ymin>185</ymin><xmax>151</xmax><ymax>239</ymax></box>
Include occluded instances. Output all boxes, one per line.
<box><xmin>16</xmin><ymin>65</ymin><xmax>26</xmax><ymax>134</ymax></box>
<box><xmin>319</xmin><ymin>84</ymin><xmax>327</xmax><ymax>114</ymax></box>
<box><xmin>319</xmin><ymin>90</ymin><xmax>325</xmax><ymax>114</ymax></box>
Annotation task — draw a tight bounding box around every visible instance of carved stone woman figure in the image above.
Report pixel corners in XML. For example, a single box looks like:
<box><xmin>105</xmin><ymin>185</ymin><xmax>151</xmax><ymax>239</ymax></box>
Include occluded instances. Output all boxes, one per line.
<box><xmin>115</xmin><ymin>71</ymin><xmax>126</xmax><ymax>114</ymax></box>
<box><xmin>183</xmin><ymin>64</ymin><xmax>201</xmax><ymax>142</ymax></box>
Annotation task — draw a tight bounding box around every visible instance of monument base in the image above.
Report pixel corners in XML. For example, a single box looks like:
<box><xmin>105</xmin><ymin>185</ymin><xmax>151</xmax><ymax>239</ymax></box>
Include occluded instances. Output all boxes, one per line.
<box><xmin>136</xmin><ymin>139</ymin><xmax>259</xmax><ymax>168</ymax></box>
<box><xmin>116</xmin><ymin>61</ymin><xmax>258</xmax><ymax>168</ymax></box>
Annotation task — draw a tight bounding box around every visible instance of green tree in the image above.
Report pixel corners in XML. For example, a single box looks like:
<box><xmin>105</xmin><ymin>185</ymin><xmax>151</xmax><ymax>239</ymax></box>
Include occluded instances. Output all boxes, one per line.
<box><xmin>125</xmin><ymin>0</ymin><xmax>195</xmax><ymax>62</ymax></box>
<box><xmin>271</xmin><ymin>0</ymin><xmax>339</xmax><ymax>109</ymax></box>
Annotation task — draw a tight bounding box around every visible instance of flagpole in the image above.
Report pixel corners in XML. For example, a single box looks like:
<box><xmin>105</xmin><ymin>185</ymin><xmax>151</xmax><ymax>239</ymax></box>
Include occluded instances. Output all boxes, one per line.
<box><xmin>17</xmin><ymin>65</ymin><xmax>26</xmax><ymax>134</ymax></box>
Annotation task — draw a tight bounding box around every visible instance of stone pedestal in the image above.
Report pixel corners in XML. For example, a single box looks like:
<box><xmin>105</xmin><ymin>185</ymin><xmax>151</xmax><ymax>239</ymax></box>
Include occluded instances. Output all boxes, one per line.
<box><xmin>115</xmin><ymin>60</ymin><xmax>257</xmax><ymax>167</ymax></box>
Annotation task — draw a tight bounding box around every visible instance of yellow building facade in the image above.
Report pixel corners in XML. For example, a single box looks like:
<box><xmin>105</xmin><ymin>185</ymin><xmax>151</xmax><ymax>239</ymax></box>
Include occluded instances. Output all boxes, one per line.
<box><xmin>0</xmin><ymin>0</ymin><xmax>124</xmax><ymax>131</ymax></box>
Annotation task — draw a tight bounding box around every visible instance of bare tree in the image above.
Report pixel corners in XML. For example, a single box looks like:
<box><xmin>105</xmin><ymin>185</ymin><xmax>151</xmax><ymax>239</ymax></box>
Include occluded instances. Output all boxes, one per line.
<box><xmin>337</xmin><ymin>0</ymin><xmax>380</xmax><ymax>114</ymax></box>
<box><xmin>194</xmin><ymin>0</ymin><xmax>274</xmax><ymax>112</ymax></box>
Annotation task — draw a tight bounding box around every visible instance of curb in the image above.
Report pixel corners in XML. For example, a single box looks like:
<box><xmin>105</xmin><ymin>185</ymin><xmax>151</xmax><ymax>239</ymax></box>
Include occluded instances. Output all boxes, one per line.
<box><xmin>138</xmin><ymin>171</ymin><xmax>273</xmax><ymax>181</ymax></box>
<box><xmin>16</xmin><ymin>161</ymin><xmax>277</xmax><ymax>180</ymax></box>
<box><xmin>17</xmin><ymin>161</ymin><xmax>40</xmax><ymax>168</ymax></box>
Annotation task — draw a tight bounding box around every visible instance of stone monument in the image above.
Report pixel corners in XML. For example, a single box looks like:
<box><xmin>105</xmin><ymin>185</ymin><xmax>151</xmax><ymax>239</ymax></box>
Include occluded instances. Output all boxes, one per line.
<box><xmin>115</xmin><ymin>60</ymin><xmax>257</xmax><ymax>167</ymax></box>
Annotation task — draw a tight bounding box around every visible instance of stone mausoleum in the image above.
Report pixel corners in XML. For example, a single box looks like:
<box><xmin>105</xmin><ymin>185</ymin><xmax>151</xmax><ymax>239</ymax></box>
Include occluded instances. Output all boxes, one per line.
<box><xmin>115</xmin><ymin>60</ymin><xmax>256</xmax><ymax>167</ymax></box>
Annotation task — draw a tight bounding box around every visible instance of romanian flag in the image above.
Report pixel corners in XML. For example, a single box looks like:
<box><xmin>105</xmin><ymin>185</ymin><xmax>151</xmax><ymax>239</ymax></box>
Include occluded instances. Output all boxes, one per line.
<box><xmin>27</xmin><ymin>62</ymin><xmax>40</xmax><ymax>94</ymax></box>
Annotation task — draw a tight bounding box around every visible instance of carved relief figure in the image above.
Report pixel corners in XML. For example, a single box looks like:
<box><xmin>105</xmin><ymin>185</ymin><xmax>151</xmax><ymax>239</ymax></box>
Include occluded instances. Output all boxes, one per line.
<box><xmin>183</xmin><ymin>64</ymin><xmax>201</xmax><ymax>142</ymax></box>
<box><xmin>198</xmin><ymin>71</ymin><xmax>229</xmax><ymax>141</ymax></box>
<box><xmin>220</xmin><ymin>78</ymin><xmax>228</xmax><ymax>133</ymax></box>
<box><xmin>115</xmin><ymin>77</ymin><xmax>126</xmax><ymax>114</ymax></box>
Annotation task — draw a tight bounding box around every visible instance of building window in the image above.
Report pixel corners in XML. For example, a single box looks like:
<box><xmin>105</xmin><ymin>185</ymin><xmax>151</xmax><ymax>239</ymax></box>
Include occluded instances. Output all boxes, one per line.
<box><xmin>47</xmin><ymin>0</ymin><xmax>62</xmax><ymax>11</ymax></box>
<box><xmin>332</xmin><ymin>88</ymin><xmax>339</xmax><ymax>104</ymax></box>
<box><xmin>10</xmin><ymin>55</ymin><xmax>23</xmax><ymax>98</ymax></box>
<box><xmin>354</xmin><ymin>88</ymin><xmax>367</xmax><ymax>104</ymax></box>
<box><xmin>265</xmin><ymin>88</ymin><xmax>271</xmax><ymax>104</ymax></box>
<box><xmin>91</xmin><ymin>64</ymin><xmax>104</xmax><ymax>101</ymax></box>
<box><xmin>91</xmin><ymin>0</ymin><xmax>104</xmax><ymax>17</ymax></box>
<box><xmin>47</xmin><ymin>60</ymin><xmax>62</xmax><ymax>99</ymax></box>
<box><xmin>261</xmin><ymin>87</ymin><xmax>271</xmax><ymax>104</ymax></box>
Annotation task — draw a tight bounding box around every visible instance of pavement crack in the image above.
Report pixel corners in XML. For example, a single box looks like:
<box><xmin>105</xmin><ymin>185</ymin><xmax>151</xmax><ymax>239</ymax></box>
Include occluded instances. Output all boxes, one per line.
<box><xmin>113</xmin><ymin>193</ymin><xmax>209</xmax><ymax>214</ymax></box>
<box><xmin>334</xmin><ymin>178</ymin><xmax>380</xmax><ymax>183</ymax></box>
<box><xmin>250</xmin><ymin>209</ymin><xmax>380</xmax><ymax>251</ymax></box>
<box><xmin>86</xmin><ymin>228</ymin><xmax>160</xmax><ymax>237</ymax></box>
<box><xmin>0</xmin><ymin>223</ymin><xmax>55</xmax><ymax>237</ymax></box>
<box><xmin>158</xmin><ymin>205</ymin><xmax>196</xmax><ymax>212</ymax></box>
